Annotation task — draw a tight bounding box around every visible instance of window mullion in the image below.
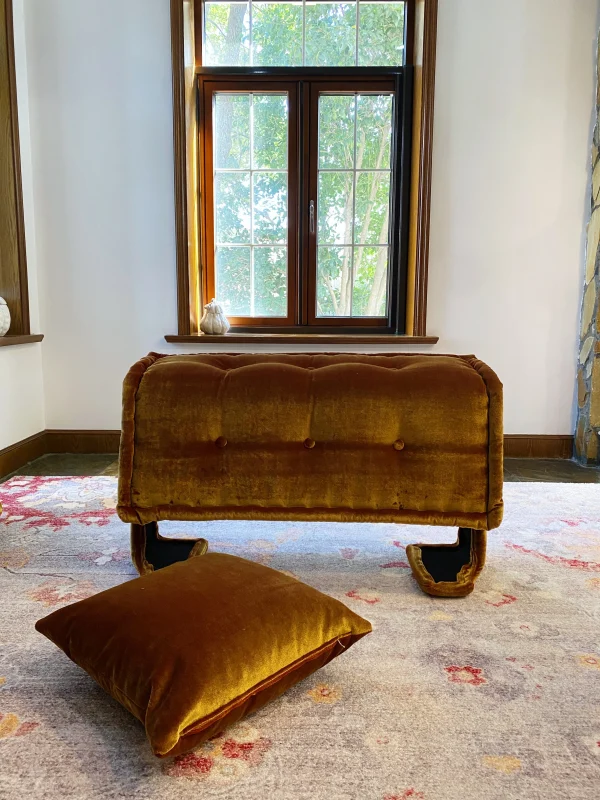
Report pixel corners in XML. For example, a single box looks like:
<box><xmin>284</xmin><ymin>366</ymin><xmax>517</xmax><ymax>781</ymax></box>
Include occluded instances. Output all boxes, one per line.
<box><xmin>304</xmin><ymin>79</ymin><xmax>318</xmax><ymax>326</ymax></box>
<box><xmin>350</xmin><ymin>95</ymin><xmax>358</xmax><ymax>317</ymax></box>
<box><xmin>249</xmin><ymin>92</ymin><xmax>255</xmax><ymax>316</ymax></box>
<box><xmin>297</xmin><ymin>78</ymin><xmax>310</xmax><ymax>327</ymax></box>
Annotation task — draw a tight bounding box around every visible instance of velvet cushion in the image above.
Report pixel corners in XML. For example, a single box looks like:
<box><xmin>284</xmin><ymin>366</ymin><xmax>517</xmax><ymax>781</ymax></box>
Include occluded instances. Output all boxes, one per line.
<box><xmin>117</xmin><ymin>353</ymin><xmax>503</xmax><ymax>531</ymax></box>
<box><xmin>35</xmin><ymin>553</ymin><xmax>372</xmax><ymax>758</ymax></box>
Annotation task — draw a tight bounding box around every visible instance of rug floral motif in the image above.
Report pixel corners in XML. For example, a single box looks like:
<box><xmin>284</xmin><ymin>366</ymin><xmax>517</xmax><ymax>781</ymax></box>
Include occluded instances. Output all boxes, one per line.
<box><xmin>1</xmin><ymin>477</ymin><xmax>599</xmax><ymax>799</ymax></box>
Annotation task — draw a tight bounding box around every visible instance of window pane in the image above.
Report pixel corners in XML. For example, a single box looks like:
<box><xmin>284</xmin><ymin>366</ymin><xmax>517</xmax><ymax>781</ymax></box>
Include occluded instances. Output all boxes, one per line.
<box><xmin>253</xmin><ymin>94</ymin><xmax>288</xmax><ymax>170</ymax></box>
<box><xmin>358</xmin><ymin>2</ymin><xmax>406</xmax><ymax>66</ymax></box>
<box><xmin>254</xmin><ymin>247</ymin><xmax>288</xmax><ymax>316</ymax></box>
<box><xmin>214</xmin><ymin>95</ymin><xmax>250</xmax><ymax>170</ymax></box>
<box><xmin>318</xmin><ymin>95</ymin><xmax>355</xmax><ymax>170</ymax></box>
<box><xmin>354</xmin><ymin>171</ymin><xmax>391</xmax><ymax>245</ymax></box>
<box><xmin>253</xmin><ymin>3</ymin><xmax>303</xmax><ymax>66</ymax></box>
<box><xmin>316</xmin><ymin>92</ymin><xmax>393</xmax><ymax>317</ymax></box>
<box><xmin>305</xmin><ymin>3</ymin><xmax>357</xmax><ymax>67</ymax></box>
<box><xmin>204</xmin><ymin>3</ymin><xmax>250</xmax><ymax>66</ymax></box>
<box><xmin>318</xmin><ymin>172</ymin><xmax>353</xmax><ymax>245</ymax></box>
<box><xmin>216</xmin><ymin>246</ymin><xmax>252</xmax><ymax>315</ymax></box>
<box><xmin>203</xmin><ymin>1</ymin><xmax>407</xmax><ymax>67</ymax></box>
<box><xmin>352</xmin><ymin>246</ymin><xmax>389</xmax><ymax>316</ymax></box>
<box><xmin>253</xmin><ymin>173</ymin><xmax>288</xmax><ymax>244</ymax></box>
<box><xmin>213</xmin><ymin>91</ymin><xmax>289</xmax><ymax>317</ymax></box>
<box><xmin>215</xmin><ymin>173</ymin><xmax>251</xmax><ymax>243</ymax></box>
<box><xmin>316</xmin><ymin>246</ymin><xmax>353</xmax><ymax>316</ymax></box>
<box><xmin>356</xmin><ymin>94</ymin><xmax>393</xmax><ymax>170</ymax></box>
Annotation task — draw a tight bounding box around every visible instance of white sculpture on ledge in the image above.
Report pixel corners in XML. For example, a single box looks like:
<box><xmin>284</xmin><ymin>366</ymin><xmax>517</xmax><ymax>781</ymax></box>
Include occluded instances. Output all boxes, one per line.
<box><xmin>200</xmin><ymin>298</ymin><xmax>230</xmax><ymax>335</ymax></box>
<box><xmin>0</xmin><ymin>297</ymin><xmax>10</xmax><ymax>337</ymax></box>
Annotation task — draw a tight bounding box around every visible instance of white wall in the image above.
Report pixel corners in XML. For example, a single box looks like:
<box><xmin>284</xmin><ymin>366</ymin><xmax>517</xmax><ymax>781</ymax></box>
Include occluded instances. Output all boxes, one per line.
<box><xmin>0</xmin><ymin>0</ymin><xmax>44</xmax><ymax>450</ymax></box>
<box><xmin>0</xmin><ymin>345</ymin><xmax>44</xmax><ymax>449</ymax></box>
<box><xmin>428</xmin><ymin>0</ymin><xmax>599</xmax><ymax>434</ymax></box>
<box><xmin>18</xmin><ymin>0</ymin><xmax>600</xmax><ymax>435</ymax></box>
<box><xmin>24</xmin><ymin>0</ymin><xmax>178</xmax><ymax>432</ymax></box>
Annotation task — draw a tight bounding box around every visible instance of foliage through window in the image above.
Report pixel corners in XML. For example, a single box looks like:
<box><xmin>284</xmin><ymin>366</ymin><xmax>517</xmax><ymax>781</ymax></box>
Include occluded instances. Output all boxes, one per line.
<box><xmin>204</xmin><ymin>2</ymin><xmax>406</xmax><ymax>67</ymax></box>
<box><xmin>198</xmin><ymin>0</ymin><xmax>412</xmax><ymax>332</ymax></box>
<box><xmin>214</xmin><ymin>92</ymin><xmax>289</xmax><ymax>316</ymax></box>
<box><xmin>317</xmin><ymin>93</ymin><xmax>393</xmax><ymax>317</ymax></box>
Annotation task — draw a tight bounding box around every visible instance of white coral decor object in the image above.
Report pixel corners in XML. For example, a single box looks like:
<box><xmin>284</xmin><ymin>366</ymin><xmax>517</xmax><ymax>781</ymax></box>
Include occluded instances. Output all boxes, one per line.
<box><xmin>200</xmin><ymin>298</ymin><xmax>230</xmax><ymax>335</ymax></box>
<box><xmin>0</xmin><ymin>297</ymin><xmax>10</xmax><ymax>337</ymax></box>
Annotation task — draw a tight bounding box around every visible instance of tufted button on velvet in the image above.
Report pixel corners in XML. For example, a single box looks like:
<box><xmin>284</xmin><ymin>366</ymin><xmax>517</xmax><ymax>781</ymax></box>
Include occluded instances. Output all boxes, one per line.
<box><xmin>304</xmin><ymin>438</ymin><xmax>316</xmax><ymax>450</ymax></box>
<box><xmin>393</xmin><ymin>439</ymin><xmax>405</xmax><ymax>451</ymax></box>
<box><xmin>215</xmin><ymin>436</ymin><xmax>228</xmax><ymax>449</ymax></box>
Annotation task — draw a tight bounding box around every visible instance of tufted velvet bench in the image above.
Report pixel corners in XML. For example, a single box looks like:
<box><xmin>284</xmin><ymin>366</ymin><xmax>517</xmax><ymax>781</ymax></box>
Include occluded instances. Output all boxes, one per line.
<box><xmin>117</xmin><ymin>353</ymin><xmax>503</xmax><ymax>597</ymax></box>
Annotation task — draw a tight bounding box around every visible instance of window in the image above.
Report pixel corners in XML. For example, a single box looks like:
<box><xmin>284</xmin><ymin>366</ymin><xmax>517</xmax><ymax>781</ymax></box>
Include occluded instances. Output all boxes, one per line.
<box><xmin>314</xmin><ymin>90</ymin><xmax>394</xmax><ymax>320</ymax></box>
<box><xmin>206</xmin><ymin>85</ymin><xmax>296</xmax><ymax>321</ymax></box>
<box><xmin>170</xmin><ymin>0</ymin><xmax>439</xmax><ymax>339</ymax></box>
<box><xmin>196</xmin><ymin>1</ymin><xmax>413</xmax><ymax>332</ymax></box>
<box><xmin>203</xmin><ymin>2</ymin><xmax>408</xmax><ymax>67</ymax></box>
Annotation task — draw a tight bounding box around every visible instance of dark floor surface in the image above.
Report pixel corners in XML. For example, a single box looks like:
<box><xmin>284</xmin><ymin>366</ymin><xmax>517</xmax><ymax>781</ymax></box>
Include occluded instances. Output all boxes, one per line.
<box><xmin>1</xmin><ymin>453</ymin><xmax>599</xmax><ymax>484</ymax></box>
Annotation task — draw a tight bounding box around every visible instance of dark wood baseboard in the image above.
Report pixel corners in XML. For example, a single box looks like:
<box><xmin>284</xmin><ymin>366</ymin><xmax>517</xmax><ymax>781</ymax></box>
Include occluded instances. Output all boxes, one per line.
<box><xmin>0</xmin><ymin>431</ymin><xmax>46</xmax><ymax>478</ymax></box>
<box><xmin>503</xmin><ymin>435</ymin><xmax>574</xmax><ymax>459</ymax></box>
<box><xmin>0</xmin><ymin>430</ymin><xmax>121</xmax><ymax>479</ymax></box>
<box><xmin>0</xmin><ymin>431</ymin><xmax>576</xmax><ymax>481</ymax></box>
<box><xmin>44</xmin><ymin>430</ymin><xmax>121</xmax><ymax>454</ymax></box>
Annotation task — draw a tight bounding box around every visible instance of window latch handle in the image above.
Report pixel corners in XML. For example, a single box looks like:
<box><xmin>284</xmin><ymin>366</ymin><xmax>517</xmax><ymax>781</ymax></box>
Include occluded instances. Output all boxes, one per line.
<box><xmin>309</xmin><ymin>200</ymin><xmax>315</xmax><ymax>235</ymax></box>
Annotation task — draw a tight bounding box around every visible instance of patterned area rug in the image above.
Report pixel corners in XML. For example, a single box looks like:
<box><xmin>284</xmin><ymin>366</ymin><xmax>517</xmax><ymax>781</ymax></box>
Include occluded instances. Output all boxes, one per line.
<box><xmin>1</xmin><ymin>477</ymin><xmax>600</xmax><ymax>800</ymax></box>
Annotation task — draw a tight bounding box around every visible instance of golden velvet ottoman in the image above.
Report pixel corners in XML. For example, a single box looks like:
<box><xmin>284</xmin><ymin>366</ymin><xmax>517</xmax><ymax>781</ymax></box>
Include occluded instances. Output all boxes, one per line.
<box><xmin>117</xmin><ymin>353</ymin><xmax>503</xmax><ymax>597</ymax></box>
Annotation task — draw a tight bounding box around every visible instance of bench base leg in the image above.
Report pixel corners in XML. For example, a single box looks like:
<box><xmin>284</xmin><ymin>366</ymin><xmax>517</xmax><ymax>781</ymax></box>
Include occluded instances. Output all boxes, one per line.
<box><xmin>131</xmin><ymin>523</ymin><xmax>209</xmax><ymax>576</ymax></box>
<box><xmin>406</xmin><ymin>529</ymin><xmax>487</xmax><ymax>598</ymax></box>
<box><xmin>129</xmin><ymin>523</ymin><xmax>486</xmax><ymax>594</ymax></box>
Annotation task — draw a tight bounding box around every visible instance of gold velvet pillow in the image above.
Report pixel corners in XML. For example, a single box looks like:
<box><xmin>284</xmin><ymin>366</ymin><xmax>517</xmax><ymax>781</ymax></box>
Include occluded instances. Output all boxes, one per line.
<box><xmin>35</xmin><ymin>553</ymin><xmax>372</xmax><ymax>758</ymax></box>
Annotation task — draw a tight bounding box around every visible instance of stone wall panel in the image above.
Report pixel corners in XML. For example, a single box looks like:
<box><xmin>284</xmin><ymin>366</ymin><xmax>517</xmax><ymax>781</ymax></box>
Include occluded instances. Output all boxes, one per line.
<box><xmin>576</xmin><ymin>37</ymin><xmax>600</xmax><ymax>464</ymax></box>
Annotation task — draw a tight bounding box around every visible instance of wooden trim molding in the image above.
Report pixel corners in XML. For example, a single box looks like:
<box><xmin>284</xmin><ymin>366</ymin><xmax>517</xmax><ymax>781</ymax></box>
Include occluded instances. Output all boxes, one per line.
<box><xmin>172</xmin><ymin>0</ymin><xmax>202</xmax><ymax>335</ymax></box>
<box><xmin>0</xmin><ymin>333</ymin><xmax>43</xmax><ymax>347</ymax></box>
<box><xmin>171</xmin><ymin>0</ymin><xmax>191</xmax><ymax>336</ymax></box>
<box><xmin>0</xmin><ymin>431</ymin><xmax>46</xmax><ymax>479</ymax></box>
<box><xmin>0</xmin><ymin>430</ymin><xmax>121</xmax><ymax>480</ymax></box>
<box><xmin>166</xmin><ymin>333</ymin><xmax>439</xmax><ymax>345</ymax></box>
<box><xmin>44</xmin><ymin>430</ymin><xmax>121</xmax><ymax>454</ymax></box>
<box><xmin>0</xmin><ymin>431</ymin><xmax>577</xmax><ymax>481</ymax></box>
<box><xmin>405</xmin><ymin>0</ymin><xmax>438</xmax><ymax>336</ymax></box>
<box><xmin>171</xmin><ymin>1</ymin><xmax>439</xmax><ymax>339</ymax></box>
<box><xmin>0</xmin><ymin>0</ymin><xmax>30</xmax><ymax>336</ymax></box>
<box><xmin>504</xmin><ymin>435</ymin><xmax>574</xmax><ymax>460</ymax></box>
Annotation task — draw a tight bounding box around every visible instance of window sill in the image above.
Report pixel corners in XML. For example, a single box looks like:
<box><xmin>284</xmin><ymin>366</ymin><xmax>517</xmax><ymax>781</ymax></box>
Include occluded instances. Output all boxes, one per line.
<box><xmin>0</xmin><ymin>334</ymin><xmax>44</xmax><ymax>348</ymax></box>
<box><xmin>165</xmin><ymin>333</ymin><xmax>439</xmax><ymax>346</ymax></box>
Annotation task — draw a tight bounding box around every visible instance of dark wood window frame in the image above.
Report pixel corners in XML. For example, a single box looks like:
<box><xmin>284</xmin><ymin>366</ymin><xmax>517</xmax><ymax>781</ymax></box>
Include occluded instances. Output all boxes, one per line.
<box><xmin>303</xmin><ymin>75</ymin><xmax>407</xmax><ymax>333</ymax></box>
<box><xmin>0</xmin><ymin>0</ymin><xmax>42</xmax><ymax>347</ymax></box>
<box><xmin>200</xmin><ymin>72</ymin><xmax>409</xmax><ymax>334</ymax></box>
<box><xmin>167</xmin><ymin>0</ymin><xmax>439</xmax><ymax>345</ymax></box>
